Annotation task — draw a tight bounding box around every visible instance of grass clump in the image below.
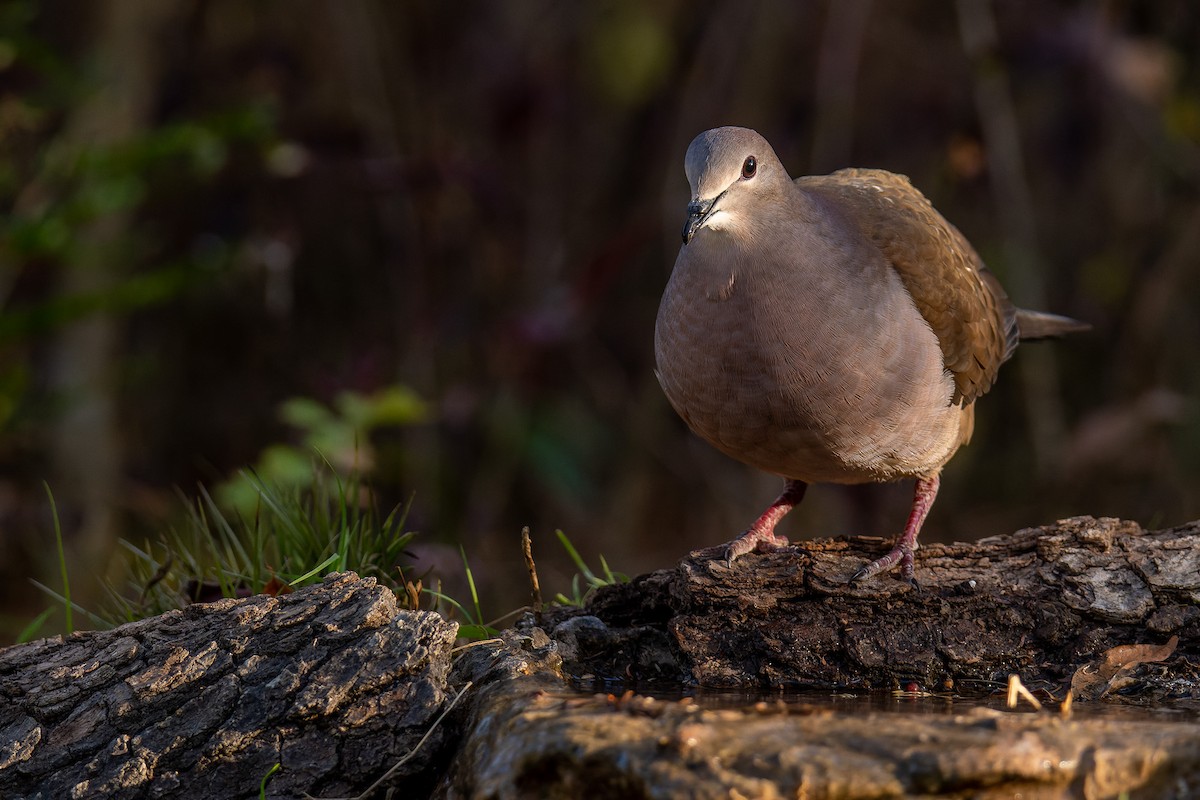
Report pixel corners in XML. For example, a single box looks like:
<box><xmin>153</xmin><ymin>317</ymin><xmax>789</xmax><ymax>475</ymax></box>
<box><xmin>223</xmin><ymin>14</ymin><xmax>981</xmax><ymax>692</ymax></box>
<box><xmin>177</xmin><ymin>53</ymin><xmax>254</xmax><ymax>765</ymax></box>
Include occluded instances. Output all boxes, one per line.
<box><xmin>552</xmin><ymin>529</ymin><xmax>628</xmax><ymax>607</ymax></box>
<box><xmin>96</xmin><ymin>466</ymin><xmax>417</xmax><ymax>628</ymax></box>
<box><xmin>22</xmin><ymin>466</ymin><xmax>629</xmax><ymax>645</ymax></box>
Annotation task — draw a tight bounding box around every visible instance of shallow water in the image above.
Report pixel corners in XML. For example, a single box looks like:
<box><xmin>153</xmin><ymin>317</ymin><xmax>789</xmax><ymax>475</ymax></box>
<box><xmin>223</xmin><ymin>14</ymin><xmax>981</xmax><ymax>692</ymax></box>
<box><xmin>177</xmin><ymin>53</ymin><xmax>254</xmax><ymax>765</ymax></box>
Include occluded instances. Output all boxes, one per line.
<box><xmin>569</xmin><ymin>679</ymin><xmax>1200</xmax><ymax>722</ymax></box>
<box><xmin>691</xmin><ymin>688</ymin><xmax>1200</xmax><ymax>722</ymax></box>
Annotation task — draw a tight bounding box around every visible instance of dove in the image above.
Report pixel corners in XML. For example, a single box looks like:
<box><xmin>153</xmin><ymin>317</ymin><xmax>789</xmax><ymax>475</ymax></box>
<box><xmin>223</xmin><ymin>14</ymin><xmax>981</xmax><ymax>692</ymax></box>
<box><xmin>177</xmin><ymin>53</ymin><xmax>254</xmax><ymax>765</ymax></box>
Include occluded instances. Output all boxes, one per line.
<box><xmin>654</xmin><ymin>126</ymin><xmax>1087</xmax><ymax>583</ymax></box>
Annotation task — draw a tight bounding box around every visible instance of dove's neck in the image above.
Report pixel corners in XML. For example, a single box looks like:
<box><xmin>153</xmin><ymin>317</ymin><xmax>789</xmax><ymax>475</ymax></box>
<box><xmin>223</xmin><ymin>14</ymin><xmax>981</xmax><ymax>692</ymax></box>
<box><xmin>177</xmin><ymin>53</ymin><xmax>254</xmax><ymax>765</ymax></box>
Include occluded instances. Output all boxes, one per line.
<box><xmin>698</xmin><ymin>185</ymin><xmax>849</xmax><ymax>296</ymax></box>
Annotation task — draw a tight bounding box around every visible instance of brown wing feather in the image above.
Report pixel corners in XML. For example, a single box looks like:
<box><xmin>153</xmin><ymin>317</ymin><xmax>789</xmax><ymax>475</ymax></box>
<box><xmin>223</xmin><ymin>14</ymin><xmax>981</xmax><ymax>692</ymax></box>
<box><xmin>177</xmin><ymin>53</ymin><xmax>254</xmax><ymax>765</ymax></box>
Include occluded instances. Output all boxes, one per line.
<box><xmin>798</xmin><ymin>168</ymin><xmax>1017</xmax><ymax>405</ymax></box>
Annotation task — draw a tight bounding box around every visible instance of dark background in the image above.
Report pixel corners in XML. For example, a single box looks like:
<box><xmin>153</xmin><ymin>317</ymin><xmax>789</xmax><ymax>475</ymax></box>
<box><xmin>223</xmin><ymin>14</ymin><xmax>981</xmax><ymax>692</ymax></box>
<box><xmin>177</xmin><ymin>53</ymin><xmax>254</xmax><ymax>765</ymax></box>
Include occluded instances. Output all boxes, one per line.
<box><xmin>1</xmin><ymin>0</ymin><xmax>1197</xmax><ymax>638</ymax></box>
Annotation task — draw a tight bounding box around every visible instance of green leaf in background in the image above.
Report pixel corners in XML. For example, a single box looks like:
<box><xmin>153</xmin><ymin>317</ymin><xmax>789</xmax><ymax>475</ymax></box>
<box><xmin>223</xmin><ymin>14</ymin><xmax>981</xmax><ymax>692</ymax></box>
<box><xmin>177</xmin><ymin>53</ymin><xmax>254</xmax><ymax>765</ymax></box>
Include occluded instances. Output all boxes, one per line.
<box><xmin>218</xmin><ymin>385</ymin><xmax>427</xmax><ymax>516</ymax></box>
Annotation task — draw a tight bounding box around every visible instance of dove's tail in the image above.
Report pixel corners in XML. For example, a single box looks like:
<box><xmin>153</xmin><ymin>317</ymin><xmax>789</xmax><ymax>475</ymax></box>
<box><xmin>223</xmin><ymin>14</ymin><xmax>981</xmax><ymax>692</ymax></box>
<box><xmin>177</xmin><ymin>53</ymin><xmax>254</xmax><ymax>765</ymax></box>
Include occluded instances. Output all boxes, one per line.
<box><xmin>1015</xmin><ymin>308</ymin><xmax>1091</xmax><ymax>340</ymax></box>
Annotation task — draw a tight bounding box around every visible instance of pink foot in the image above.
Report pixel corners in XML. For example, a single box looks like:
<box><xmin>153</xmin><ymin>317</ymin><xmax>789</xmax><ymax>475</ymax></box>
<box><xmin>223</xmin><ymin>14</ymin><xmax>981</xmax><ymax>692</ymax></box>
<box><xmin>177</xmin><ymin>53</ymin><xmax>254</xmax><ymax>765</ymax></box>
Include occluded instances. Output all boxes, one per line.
<box><xmin>850</xmin><ymin>542</ymin><xmax>918</xmax><ymax>585</ymax></box>
<box><xmin>725</xmin><ymin>528</ymin><xmax>790</xmax><ymax>563</ymax></box>
<box><xmin>723</xmin><ymin>480</ymin><xmax>807</xmax><ymax>566</ymax></box>
<box><xmin>850</xmin><ymin>474</ymin><xmax>940</xmax><ymax>586</ymax></box>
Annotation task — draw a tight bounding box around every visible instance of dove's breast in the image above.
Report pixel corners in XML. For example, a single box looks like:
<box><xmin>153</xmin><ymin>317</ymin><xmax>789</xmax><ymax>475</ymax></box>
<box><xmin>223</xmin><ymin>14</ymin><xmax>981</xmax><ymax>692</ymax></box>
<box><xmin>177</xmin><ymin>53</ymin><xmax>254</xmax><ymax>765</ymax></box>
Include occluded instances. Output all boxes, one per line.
<box><xmin>654</xmin><ymin>221</ymin><xmax>970</xmax><ymax>484</ymax></box>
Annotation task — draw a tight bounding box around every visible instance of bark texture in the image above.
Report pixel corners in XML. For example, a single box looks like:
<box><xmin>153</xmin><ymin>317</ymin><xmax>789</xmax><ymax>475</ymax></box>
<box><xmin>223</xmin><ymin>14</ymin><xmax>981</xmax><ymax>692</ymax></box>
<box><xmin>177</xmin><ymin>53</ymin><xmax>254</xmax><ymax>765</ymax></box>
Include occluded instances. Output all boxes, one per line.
<box><xmin>2</xmin><ymin>517</ymin><xmax>1198</xmax><ymax>799</ymax></box>
<box><xmin>543</xmin><ymin>516</ymin><xmax>1200</xmax><ymax>694</ymax></box>
<box><xmin>443</xmin><ymin>671</ymin><xmax>1200</xmax><ymax>799</ymax></box>
<box><xmin>441</xmin><ymin>517</ymin><xmax>1200</xmax><ymax>799</ymax></box>
<box><xmin>0</xmin><ymin>573</ymin><xmax>457</xmax><ymax>799</ymax></box>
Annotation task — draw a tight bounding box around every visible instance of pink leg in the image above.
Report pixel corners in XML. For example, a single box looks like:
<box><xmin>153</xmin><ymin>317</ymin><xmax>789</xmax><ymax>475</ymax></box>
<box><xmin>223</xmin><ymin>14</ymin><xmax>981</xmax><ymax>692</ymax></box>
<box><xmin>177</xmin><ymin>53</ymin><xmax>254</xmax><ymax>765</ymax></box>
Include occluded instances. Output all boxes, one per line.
<box><xmin>851</xmin><ymin>474</ymin><xmax>941</xmax><ymax>585</ymax></box>
<box><xmin>725</xmin><ymin>480</ymin><xmax>807</xmax><ymax>564</ymax></box>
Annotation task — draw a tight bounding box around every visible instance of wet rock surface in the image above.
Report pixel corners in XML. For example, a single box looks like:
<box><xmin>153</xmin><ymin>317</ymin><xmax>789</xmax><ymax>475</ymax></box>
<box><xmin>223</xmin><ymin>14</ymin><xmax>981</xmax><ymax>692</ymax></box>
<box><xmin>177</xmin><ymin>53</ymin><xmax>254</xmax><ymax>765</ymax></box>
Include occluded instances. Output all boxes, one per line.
<box><xmin>442</xmin><ymin>683</ymin><xmax>1200</xmax><ymax>799</ymax></box>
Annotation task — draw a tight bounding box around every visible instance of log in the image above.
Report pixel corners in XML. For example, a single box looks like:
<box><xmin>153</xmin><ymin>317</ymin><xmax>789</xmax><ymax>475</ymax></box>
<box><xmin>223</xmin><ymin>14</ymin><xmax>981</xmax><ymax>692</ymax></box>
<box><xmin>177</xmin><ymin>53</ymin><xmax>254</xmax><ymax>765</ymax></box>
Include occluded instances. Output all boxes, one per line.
<box><xmin>540</xmin><ymin>516</ymin><xmax>1200</xmax><ymax>695</ymax></box>
<box><xmin>0</xmin><ymin>574</ymin><xmax>458</xmax><ymax>799</ymax></box>
<box><xmin>442</xmin><ymin>656</ymin><xmax>1200</xmax><ymax>799</ymax></box>
<box><xmin>439</xmin><ymin>516</ymin><xmax>1200</xmax><ymax>799</ymax></box>
<box><xmin>2</xmin><ymin>517</ymin><xmax>1198</xmax><ymax>799</ymax></box>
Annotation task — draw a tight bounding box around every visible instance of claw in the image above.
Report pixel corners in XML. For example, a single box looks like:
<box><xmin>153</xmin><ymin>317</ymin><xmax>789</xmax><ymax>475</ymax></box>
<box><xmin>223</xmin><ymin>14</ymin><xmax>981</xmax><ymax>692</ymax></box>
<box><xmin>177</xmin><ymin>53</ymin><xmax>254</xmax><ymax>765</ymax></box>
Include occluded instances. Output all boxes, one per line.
<box><xmin>718</xmin><ymin>480</ymin><xmax>806</xmax><ymax>567</ymax></box>
<box><xmin>848</xmin><ymin>543</ymin><xmax>914</xmax><ymax>585</ymax></box>
<box><xmin>847</xmin><ymin>474</ymin><xmax>940</xmax><ymax>586</ymax></box>
<box><xmin>724</xmin><ymin>530</ymin><xmax>789</xmax><ymax>566</ymax></box>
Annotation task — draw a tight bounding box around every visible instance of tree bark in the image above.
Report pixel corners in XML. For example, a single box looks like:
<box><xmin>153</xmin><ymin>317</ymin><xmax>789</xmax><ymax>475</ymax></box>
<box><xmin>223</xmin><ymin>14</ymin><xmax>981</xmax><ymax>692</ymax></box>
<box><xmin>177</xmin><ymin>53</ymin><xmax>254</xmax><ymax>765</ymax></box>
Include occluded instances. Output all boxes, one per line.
<box><xmin>439</xmin><ymin>515</ymin><xmax>1200</xmax><ymax>799</ymax></box>
<box><xmin>1</xmin><ymin>517</ymin><xmax>1197</xmax><ymax>799</ymax></box>
<box><xmin>0</xmin><ymin>574</ymin><xmax>457</xmax><ymax>800</ymax></box>
<box><xmin>442</xmin><ymin>653</ymin><xmax>1200</xmax><ymax>800</ymax></box>
<box><xmin>540</xmin><ymin>516</ymin><xmax>1200</xmax><ymax>694</ymax></box>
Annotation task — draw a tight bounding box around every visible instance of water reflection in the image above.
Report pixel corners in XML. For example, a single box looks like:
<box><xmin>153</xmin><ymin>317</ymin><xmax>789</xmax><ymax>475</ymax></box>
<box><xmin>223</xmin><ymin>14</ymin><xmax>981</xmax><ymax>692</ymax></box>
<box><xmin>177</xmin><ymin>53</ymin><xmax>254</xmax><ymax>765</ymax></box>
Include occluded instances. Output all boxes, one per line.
<box><xmin>567</xmin><ymin>678</ymin><xmax>1200</xmax><ymax>722</ymax></box>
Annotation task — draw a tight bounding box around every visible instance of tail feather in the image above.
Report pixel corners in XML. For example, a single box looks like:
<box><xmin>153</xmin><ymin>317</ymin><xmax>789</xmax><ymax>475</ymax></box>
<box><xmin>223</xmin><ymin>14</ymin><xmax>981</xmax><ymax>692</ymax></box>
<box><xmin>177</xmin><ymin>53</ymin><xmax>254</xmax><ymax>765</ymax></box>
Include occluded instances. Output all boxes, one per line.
<box><xmin>1016</xmin><ymin>308</ymin><xmax>1090</xmax><ymax>340</ymax></box>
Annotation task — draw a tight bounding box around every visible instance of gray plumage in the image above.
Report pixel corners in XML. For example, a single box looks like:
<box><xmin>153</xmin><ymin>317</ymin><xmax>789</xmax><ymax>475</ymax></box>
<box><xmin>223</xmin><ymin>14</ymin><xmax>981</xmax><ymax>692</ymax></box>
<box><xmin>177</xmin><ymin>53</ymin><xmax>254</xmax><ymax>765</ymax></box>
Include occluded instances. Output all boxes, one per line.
<box><xmin>655</xmin><ymin>126</ymin><xmax>1086</xmax><ymax>581</ymax></box>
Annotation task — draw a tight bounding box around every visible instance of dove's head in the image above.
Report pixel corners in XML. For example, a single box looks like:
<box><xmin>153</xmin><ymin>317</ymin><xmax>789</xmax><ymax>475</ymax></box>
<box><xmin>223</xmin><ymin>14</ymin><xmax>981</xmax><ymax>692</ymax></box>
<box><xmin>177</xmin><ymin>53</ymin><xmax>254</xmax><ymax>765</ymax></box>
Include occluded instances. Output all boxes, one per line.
<box><xmin>681</xmin><ymin>127</ymin><xmax>790</xmax><ymax>244</ymax></box>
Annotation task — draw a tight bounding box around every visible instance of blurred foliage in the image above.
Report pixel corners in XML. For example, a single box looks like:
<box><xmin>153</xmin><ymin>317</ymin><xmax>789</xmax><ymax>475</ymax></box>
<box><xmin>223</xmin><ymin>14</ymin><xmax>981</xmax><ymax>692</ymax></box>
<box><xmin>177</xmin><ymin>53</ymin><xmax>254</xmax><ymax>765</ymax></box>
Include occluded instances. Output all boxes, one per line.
<box><xmin>0</xmin><ymin>109</ymin><xmax>273</xmax><ymax>329</ymax></box>
<box><xmin>1</xmin><ymin>0</ymin><xmax>1199</xmax><ymax>639</ymax></box>
<box><xmin>216</xmin><ymin>384</ymin><xmax>427</xmax><ymax>513</ymax></box>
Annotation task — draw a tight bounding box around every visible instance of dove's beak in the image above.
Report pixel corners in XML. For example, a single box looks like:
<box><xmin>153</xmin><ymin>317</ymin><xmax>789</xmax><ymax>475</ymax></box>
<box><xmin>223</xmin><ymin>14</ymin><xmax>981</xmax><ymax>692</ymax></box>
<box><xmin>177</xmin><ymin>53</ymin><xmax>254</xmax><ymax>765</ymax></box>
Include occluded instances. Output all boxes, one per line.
<box><xmin>682</xmin><ymin>197</ymin><xmax>715</xmax><ymax>244</ymax></box>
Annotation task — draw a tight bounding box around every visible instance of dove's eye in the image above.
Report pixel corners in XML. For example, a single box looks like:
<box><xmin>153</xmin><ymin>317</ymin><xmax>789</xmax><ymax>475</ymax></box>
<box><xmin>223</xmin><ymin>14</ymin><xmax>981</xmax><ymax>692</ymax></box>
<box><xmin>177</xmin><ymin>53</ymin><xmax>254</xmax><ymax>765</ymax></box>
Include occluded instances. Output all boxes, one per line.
<box><xmin>742</xmin><ymin>156</ymin><xmax>757</xmax><ymax>179</ymax></box>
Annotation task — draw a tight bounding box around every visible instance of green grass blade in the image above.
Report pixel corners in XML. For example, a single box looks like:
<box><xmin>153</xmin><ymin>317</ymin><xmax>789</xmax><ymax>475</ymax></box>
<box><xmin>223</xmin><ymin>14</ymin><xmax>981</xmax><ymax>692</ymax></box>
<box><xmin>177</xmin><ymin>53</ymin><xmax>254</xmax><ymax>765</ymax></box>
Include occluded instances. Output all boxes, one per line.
<box><xmin>321</xmin><ymin>449</ymin><xmax>351</xmax><ymax>542</ymax></box>
<box><xmin>599</xmin><ymin>554</ymin><xmax>616</xmax><ymax>584</ymax></box>
<box><xmin>459</xmin><ymin>546</ymin><xmax>484</xmax><ymax>624</ymax></box>
<box><xmin>198</xmin><ymin>484</ymin><xmax>252</xmax><ymax>594</ymax></box>
<box><xmin>117</xmin><ymin>538</ymin><xmax>155</xmax><ymax>562</ymax></box>
<box><xmin>287</xmin><ymin>553</ymin><xmax>341</xmax><ymax>587</ymax></box>
<box><xmin>555</xmin><ymin>529</ymin><xmax>597</xmax><ymax>583</ymax></box>
<box><xmin>455</xmin><ymin>623</ymin><xmax>497</xmax><ymax>640</ymax></box>
<box><xmin>425</xmin><ymin>588</ymin><xmax>476</xmax><ymax>624</ymax></box>
<box><xmin>241</xmin><ymin>470</ymin><xmax>307</xmax><ymax>545</ymax></box>
<box><xmin>45</xmin><ymin>462</ymin><xmax>420</xmax><ymax>631</ymax></box>
<box><xmin>258</xmin><ymin>762</ymin><xmax>280</xmax><ymax>799</ymax></box>
<box><xmin>16</xmin><ymin>607</ymin><xmax>56</xmax><ymax>644</ymax></box>
<box><xmin>29</xmin><ymin>580</ymin><xmax>110</xmax><ymax>629</ymax></box>
<box><xmin>44</xmin><ymin>482</ymin><xmax>72</xmax><ymax>633</ymax></box>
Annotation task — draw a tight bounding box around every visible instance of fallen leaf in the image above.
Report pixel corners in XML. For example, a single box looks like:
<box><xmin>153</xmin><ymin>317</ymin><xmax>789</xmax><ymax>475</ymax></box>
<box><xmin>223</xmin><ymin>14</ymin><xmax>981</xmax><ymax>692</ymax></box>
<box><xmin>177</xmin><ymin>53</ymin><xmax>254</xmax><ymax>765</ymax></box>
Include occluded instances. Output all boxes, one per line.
<box><xmin>1070</xmin><ymin>635</ymin><xmax>1179</xmax><ymax>700</ymax></box>
<box><xmin>262</xmin><ymin>575</ymin><xmax>294</xmax><ymax>596</ymax></box>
